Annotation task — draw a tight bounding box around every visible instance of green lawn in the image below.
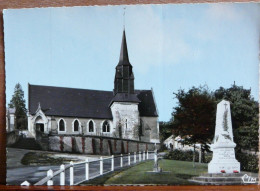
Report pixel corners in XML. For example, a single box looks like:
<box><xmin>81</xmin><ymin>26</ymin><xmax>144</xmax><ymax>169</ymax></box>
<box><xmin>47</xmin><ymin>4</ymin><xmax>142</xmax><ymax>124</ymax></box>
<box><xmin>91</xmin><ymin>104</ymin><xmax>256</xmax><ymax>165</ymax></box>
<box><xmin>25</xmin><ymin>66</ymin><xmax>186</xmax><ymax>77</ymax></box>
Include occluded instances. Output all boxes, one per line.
<box><xmin>81</xmin><ymin>160</ymin><xmax>208</xmax><ymax>185</ymax></box>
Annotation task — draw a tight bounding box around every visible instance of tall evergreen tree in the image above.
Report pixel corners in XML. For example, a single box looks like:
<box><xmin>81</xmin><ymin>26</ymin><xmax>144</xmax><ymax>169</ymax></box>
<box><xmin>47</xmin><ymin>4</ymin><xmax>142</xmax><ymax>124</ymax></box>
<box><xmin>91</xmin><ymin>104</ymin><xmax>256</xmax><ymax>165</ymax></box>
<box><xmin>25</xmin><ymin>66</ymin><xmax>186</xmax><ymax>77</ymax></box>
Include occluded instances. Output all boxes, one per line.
<box><xmin>214</xmin><ymin>84</ymin><xmax>258</xmax><ymax>152</ymax></box>
<box><xmin>8</xmin><ymin>83</ymin><xmax>27</xmax><ymax>130</ymax></box>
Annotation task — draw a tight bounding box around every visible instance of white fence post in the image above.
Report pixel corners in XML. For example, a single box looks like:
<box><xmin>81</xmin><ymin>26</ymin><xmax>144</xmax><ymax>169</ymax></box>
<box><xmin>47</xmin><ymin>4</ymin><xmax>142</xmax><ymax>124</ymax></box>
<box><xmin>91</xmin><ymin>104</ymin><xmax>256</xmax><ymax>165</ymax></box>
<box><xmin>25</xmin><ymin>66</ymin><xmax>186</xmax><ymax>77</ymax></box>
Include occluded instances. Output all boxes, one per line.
<box><xmin>70</xmin><ymin>161</ymin><xmax>74</xmax><ymax>186</ymax></box>
<box><xmin>60</xmin><ymin>164</ymin><xmax>65</xmax><ymax>185</ymax></box>
<box><xmin>120</xmin><ymin>154</ymin><xmax>123</xmax><ymax>167</ymax></box>
<box><xmin>139</xmin><ymin>151</ymin><xmax>141</xmax><ymax>162</ymax></box>
<box><xmin>147</xmin><ymin>150</ymin><xmax>149</xmax><ymax>159</ymax></box>
<box><xmin>128</xmin><ymin>153</ymin><xmax>130</xmax><ymax>165</ymax></box>
<box><xmin>134</xmin><ymin>152</ymin><xmax>136</xmax><ymax>163</ymax></box>
<box><xmin>143</xmin><ymin>151</ymin><xmax>145</xmax><ymax>160</ymax></box>
<box><xmin>21</xmin><ymin>181</ymin><xmax>30</xmax><ymax>186</ymax></box>
<box><xmin>85</xmin><ymin>158</ymin><xmax>89</xmax><ymax>181</ymax></box>
<box><xmin>47</xmin><ymin>169</ymin><xmax>53</xmax><ymax>186</ymax></box>
<box><xmin>100</xmin><ymin>157</ymin><xmax>103</xmax><ymax>175</ymax></box>
<box><xmin>111</xmin><ymin>155</ymin><xmax>114</xmax><ymax>171</ymax></box>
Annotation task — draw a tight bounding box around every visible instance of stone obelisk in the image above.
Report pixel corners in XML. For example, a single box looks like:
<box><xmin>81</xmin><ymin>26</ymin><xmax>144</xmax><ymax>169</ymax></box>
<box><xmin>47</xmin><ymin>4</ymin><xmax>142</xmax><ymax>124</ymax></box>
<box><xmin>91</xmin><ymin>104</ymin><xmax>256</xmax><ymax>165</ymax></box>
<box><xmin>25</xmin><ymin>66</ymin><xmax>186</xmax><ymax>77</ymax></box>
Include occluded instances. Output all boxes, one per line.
<box><xmin>208</xmin><ymin>100</ymin><xmax>240</xmax><ymax>173</ymax></box>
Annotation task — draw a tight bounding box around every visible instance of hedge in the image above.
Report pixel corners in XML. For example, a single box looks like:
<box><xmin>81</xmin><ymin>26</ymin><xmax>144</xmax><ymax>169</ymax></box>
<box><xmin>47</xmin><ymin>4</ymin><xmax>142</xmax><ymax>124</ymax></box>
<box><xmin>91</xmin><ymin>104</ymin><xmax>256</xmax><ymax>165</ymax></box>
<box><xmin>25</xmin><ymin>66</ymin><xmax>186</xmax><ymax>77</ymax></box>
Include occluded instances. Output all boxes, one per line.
<box><xmin>164</xmin><ymin>149</ymin><xmax>258</xmax><ymax>173</ymax></box>
<box><xmin>164</xmin><ymin>149</ymin><xmax>212</xmax><ymax>163</ymax></box>
<box><xmin>164</xmin><ymin>149</ymin><xmax>200</xmax><ymax>162</ymax></box>
<box><xmin>236</xmin><ymin>153</ymin><xmax>258</xmax><ymax>173</ymax></box>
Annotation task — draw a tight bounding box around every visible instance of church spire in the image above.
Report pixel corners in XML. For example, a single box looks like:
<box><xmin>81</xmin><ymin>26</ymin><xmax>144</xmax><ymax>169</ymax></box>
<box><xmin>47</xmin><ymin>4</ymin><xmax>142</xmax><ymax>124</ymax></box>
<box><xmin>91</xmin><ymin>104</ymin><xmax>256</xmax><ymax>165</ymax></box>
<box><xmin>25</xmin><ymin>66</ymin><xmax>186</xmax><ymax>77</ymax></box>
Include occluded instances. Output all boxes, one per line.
<box><xmin>119</xmin><ymin>30</ymin><xmax>130</xmax><ymax>64</ymax></box>
<box><xmin>114</xmin><ymin>30</ymin><xmax>135</xmax><ymax>95</ymax></box>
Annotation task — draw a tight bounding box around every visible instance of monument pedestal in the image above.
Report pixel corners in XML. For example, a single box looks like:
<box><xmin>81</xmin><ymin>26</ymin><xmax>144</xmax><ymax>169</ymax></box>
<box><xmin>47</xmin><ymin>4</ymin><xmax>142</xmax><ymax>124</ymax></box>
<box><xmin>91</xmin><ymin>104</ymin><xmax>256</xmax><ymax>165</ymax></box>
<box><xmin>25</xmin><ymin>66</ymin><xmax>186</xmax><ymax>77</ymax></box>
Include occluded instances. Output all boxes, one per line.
<box><xmin>208</xmin><ymin>160</ymin><xmax>240</xmax><ymax>174</ymax></box>
<box><xmin>208</xmin><ymin>136</ymin><xmax>240</xmax><ymax>173</ymax></box>
<box><xmin>189</xmin><ymin>172</ymin><xmax>258</xmax><ymax>185</ymax></box>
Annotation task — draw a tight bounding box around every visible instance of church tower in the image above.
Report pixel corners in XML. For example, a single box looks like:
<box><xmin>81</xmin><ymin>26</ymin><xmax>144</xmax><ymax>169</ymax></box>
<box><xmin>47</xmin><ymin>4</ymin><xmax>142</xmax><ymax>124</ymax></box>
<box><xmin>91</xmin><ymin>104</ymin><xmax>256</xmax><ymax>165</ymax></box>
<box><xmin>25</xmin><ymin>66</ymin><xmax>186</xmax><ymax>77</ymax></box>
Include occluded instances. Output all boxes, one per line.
<box><xmin>110</xmin><ymin>30</ymin><xmax>140</xmax><ymax>140</ymax></box>
<box><xmin>114</xmin><ymin>30</ymin><xmax>135</xmax><ymax>95</ymax></box>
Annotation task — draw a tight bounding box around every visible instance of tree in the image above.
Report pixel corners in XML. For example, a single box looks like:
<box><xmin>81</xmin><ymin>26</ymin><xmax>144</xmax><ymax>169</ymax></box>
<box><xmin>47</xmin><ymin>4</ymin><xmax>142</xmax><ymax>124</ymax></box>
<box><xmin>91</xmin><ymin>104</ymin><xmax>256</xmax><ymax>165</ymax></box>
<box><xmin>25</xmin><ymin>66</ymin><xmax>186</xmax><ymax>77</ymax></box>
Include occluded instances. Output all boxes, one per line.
<box><xmin>214</xmin><ymin>84</ymin><xmax>258</xmax><ymax>153</ymax></box>
<box><xmin>8</xmin><ymin>83</ymin><xmax>27</xmax><ymax>130</ymax></box>
<box><xmin>170</xmin><ymin>84</ymin><xmax>258</xmax><ymax>156</ymax></box>
<box><xmin>159</xmin><ymin>121</ymin><xmax>172</xmax><ymax>150</ymax></box>
<box><xmin>159</xmin><ymin>121</ymin><xmax>172</xmax><ymax>143</ymax></box>
<box><xmin>170</xmin><ymin>86</ymin><xmax>216</xmax><ymax>156</ymax></box>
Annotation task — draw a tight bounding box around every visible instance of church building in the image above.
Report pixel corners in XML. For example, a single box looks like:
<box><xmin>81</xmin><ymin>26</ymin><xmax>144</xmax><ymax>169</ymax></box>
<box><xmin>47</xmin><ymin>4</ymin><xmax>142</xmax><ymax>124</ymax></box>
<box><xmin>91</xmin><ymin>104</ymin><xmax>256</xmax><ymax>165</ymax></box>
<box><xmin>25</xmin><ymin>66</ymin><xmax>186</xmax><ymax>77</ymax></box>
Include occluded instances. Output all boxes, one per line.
<box><xmin>27</xmin><ymin>30</ymin><xmax>160</xmax><ymax>145</ymax></box>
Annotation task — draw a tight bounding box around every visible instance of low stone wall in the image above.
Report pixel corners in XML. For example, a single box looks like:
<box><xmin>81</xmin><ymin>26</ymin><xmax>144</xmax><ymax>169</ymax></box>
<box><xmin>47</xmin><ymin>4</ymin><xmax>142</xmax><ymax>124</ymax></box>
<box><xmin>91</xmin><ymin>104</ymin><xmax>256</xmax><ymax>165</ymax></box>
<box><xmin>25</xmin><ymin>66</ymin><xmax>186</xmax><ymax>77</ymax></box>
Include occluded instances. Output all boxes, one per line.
<box><xmin>48</xmin><ymin>135</ymin><xmax>158</xmax><ymax>155</ymax></box>
<box><xmin>6</xmin><ymin>130</ymin><xmax>19</xmax><ymax>146</ymax></box>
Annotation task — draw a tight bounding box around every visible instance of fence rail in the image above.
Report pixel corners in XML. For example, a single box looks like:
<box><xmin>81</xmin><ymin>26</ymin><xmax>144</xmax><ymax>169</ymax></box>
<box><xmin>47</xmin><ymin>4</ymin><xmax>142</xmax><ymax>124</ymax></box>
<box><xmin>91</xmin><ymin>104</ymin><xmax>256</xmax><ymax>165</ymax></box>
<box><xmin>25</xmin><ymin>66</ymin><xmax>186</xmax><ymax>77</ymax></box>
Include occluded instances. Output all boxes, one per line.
<box><xmin>21</xmin><ymin>150</ymin><xmax>155</xmax><ymax>186</ymax></box>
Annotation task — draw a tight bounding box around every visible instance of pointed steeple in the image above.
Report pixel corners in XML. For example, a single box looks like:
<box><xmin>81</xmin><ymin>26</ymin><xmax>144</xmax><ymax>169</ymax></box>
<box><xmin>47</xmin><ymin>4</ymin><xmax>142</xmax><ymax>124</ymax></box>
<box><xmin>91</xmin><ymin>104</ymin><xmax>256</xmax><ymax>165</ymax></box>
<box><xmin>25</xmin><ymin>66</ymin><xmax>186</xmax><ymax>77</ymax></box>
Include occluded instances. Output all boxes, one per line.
<box><xmin>114</xmin><ymin>30</ymin><xmax>135</xmax><ymax>95</ymax></box>
<box><xmin>118</xmin><ymin>30</ymin><xmax>130</xmax><ymax>65</ymax></box>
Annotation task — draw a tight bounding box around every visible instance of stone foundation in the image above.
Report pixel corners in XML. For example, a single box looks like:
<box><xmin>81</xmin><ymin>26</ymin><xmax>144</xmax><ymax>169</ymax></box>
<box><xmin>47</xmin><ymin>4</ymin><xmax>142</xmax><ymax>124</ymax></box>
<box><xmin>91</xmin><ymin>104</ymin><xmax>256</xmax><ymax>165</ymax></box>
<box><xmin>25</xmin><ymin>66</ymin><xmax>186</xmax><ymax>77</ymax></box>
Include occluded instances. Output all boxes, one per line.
<box><xmin>46</xmin><ymin>135</ymin><xmax>158</xmax><ymax>155</ymax></box>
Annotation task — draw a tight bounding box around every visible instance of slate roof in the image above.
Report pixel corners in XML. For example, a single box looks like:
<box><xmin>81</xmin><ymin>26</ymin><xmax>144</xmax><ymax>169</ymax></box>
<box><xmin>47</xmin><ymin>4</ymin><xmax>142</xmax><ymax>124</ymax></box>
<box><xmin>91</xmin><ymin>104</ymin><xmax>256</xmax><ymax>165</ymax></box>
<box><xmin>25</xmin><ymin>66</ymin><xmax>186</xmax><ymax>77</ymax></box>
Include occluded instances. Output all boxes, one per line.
<box><xmin>28</xmin><ymin>84</ymin><xmax>158</xmax><ymax>119</ymax></box>
<box><xmin>136</xmin><ymin>90</ymin><xmax>159</xmax><ymax>117</ymax></box>
<box><xmin>110</xmin><ymin>93</ymin><xmax>141</xmax><ymax>106</ymax></box>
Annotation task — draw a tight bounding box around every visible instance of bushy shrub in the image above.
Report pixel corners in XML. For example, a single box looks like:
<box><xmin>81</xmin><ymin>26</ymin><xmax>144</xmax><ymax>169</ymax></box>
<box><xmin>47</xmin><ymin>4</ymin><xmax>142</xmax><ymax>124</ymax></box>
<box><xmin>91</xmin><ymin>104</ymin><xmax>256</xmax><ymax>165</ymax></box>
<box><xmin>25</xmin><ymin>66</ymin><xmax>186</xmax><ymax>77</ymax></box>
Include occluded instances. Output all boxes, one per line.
<box><xmin>159</xmin><ymin>144</ymin><xmax>168</xmax><ymax>152</ymax></box>
<box><xmin>164</xmin><ymin>149</ymin><xmax>199</xmax><ymax>162</ymax></box>
<box><xmin>203</xmin><ymin>153</ymin><xmax>212</xmax><ymax>163</ymax></box>
<box><xmin>164</xmin><ymin>149</ymin><xmax>212</xmax><ymax>163</ymax></box>
<box><xmin>236</xmin><ymin>153</ymin><xmax>258</xmax><ymax>173</ymax></box>
<box><xmin>164</xmin><ymin>150</ymin><xmax>258</xmax><ymax>172</ymax></box>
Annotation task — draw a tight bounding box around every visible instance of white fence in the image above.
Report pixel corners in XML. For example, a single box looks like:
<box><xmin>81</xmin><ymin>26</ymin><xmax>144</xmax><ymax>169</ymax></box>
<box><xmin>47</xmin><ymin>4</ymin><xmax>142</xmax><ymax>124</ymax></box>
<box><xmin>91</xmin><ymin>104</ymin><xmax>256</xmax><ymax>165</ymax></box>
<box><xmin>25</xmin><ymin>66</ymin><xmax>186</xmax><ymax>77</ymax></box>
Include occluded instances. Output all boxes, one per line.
<box><xmin>21</xmin><ymin>150</ymin><xmax>155</xmax><ymax>186</ymax></box>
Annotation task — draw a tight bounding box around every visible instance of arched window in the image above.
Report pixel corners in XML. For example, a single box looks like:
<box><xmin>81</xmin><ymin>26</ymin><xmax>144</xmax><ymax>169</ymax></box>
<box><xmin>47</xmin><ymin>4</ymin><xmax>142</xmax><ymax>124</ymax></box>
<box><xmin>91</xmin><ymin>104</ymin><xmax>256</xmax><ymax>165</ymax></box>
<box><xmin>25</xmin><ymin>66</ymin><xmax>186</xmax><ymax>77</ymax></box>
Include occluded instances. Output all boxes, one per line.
<box><xmin>89</xmin><ymin>120</ymin><xmax>94</xmax><ymax>132</ymax></box>
<box><xmin>59</xmin><ymin>119</ymin><xmax>65</xmax><ymax>132</ymax></box>
<box><xmin>102</xmin><ymin>120</ymin><xmax>110</xmax><ymax>133</ymax></box>
<box><xmin>73</xmin><ymin>120</ymin><xmax>79</xmax><ymax>132</ymax></box>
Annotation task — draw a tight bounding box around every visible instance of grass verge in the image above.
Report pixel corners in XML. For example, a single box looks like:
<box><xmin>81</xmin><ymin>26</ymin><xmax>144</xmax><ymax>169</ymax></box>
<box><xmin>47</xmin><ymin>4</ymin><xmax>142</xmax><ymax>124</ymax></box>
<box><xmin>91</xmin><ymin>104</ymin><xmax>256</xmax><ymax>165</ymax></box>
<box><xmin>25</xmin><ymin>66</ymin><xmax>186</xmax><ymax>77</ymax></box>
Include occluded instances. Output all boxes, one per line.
<box><xmin>80</xmin><ymin>159</ymin><xmax>208</xmax><ymax>185</ymax></box>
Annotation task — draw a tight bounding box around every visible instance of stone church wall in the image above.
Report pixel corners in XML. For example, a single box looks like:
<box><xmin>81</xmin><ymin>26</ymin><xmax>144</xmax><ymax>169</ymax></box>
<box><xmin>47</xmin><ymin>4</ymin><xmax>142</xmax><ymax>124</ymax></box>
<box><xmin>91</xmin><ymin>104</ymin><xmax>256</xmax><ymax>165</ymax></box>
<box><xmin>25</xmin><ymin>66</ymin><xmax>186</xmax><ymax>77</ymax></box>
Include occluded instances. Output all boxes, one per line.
<box><xmin>48</xmin><ymin>135</ymin><xmax>156</xmax><ymax>155</ymax></box>
<box><xmin>140</xmin><ymin>116</ymin><xmax>160</xmax><ymax>143</ymax></box>
<box><xmin>85</xmin><ymin>137</ymin><xmax>93</xmax><ymax>153</ymax></box>
<box><xmin>115</xmin><ymin>139</ymin><xmax>122</xmax><ymax>154</ymax></box>
<box><xmin>49</xmin><ymin>136</ymin><xmax>60</xmax><ymax>151</ymax></box>
<box><xmin>63</xmin><ymin>136</ymin><xmax>72</xmax><ymax>152</ymax></box>
<box><xmin>110</xmin><ymin>102</ymin><xmax>140</xmax><ymax>140</ymax></box>
<box><xmin>51</xmin><ymin>116</ymin><xmax>113</xmax><ymax>136</ymax></box>
<box><xmin>128</xmin><ymin>142</ymin><xmax>137</xmax><ymax>153</ymax></box>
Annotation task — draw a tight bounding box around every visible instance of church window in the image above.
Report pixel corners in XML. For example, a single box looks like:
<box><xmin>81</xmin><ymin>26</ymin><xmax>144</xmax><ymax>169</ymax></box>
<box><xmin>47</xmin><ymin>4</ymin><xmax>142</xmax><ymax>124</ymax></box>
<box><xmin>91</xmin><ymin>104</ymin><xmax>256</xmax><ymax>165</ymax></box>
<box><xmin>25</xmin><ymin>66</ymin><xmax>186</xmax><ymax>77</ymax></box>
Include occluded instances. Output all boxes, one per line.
<box><xmin>123</xmin><ymin>79</ymin><xmax>128</xmax><ymax>92</ymax></box>
<box><xmin>89</xmin><ymin>120</ymin><xmax>94</xmax><ymax>132</ymax></box>
<box><xmin>125</xmin><ymin>119</ymin><xmax>127</xmax><ymax>129</ymax></box>
<box><xmin>118</xmin><ymin>79</ymin><xmax>122</xmax><ymax>92</ymax></box>
<box><xmin>102</xmin><ymin>120</ymin><xmax>110</xmax><ymax>133</ymax></box>
<box><xmin>59</xmin><ymin>119</ymin><xmax>65</xmax><ymax>132</ymax></box>
<box><xmin>73</xmin><ymin>119</ymin><xmax>80</xmax><ymax>132</ymax></box>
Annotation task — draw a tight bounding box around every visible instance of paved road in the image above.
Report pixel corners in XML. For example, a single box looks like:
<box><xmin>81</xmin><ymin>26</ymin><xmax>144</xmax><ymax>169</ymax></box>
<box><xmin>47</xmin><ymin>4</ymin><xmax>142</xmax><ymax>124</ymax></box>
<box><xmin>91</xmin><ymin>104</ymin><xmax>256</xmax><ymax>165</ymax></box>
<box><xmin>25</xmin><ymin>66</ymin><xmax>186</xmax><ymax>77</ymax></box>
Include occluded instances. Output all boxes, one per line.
<box><xmin>7</xmin><ymin>148</ymin><xmax>154</xmax><ymax>185</ymax></box>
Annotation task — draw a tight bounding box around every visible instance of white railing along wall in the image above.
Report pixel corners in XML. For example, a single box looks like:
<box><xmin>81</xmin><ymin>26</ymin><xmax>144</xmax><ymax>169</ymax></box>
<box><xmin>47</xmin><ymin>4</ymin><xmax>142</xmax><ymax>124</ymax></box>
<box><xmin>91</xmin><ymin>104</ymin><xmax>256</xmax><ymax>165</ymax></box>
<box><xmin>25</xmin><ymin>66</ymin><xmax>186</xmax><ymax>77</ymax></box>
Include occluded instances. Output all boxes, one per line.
<box><xmin>21</xmin><ymin>150</ymin><xmax>155</xmax><ymax>186</ymax></box>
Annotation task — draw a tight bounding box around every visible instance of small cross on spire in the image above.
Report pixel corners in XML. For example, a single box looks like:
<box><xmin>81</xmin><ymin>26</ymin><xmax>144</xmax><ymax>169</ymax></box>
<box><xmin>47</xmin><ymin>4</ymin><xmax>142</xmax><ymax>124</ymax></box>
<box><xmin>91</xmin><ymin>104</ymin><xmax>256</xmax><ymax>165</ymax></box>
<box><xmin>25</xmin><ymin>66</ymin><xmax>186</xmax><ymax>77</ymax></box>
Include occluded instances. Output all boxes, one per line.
<box><xmin>123</xmin><ymin>7</ymin><xmax>126</xmax><ymax>29</ymax></box>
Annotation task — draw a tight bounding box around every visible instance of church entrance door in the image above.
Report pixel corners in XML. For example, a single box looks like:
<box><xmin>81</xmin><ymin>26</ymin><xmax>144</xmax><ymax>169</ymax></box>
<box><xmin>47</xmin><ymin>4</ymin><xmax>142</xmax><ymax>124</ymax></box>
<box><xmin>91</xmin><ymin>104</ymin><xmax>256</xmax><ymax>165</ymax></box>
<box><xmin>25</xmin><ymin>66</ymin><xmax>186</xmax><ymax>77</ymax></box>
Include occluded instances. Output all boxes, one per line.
<box><xmin>36</xmin><ymin>123</ymin><xmax>44</xmax><ymax>133</ymax></box>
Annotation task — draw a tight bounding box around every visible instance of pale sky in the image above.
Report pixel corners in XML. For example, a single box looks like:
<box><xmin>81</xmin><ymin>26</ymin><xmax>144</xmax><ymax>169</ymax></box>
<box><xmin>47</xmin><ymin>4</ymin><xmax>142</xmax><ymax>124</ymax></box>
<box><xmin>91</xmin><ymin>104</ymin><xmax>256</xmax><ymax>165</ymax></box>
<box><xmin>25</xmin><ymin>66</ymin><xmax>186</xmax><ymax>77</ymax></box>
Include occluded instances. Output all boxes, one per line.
<box><xmin>4</xmin><ymin>3</ymin><xmax>260</xmax><ymax>121</ymax></box>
